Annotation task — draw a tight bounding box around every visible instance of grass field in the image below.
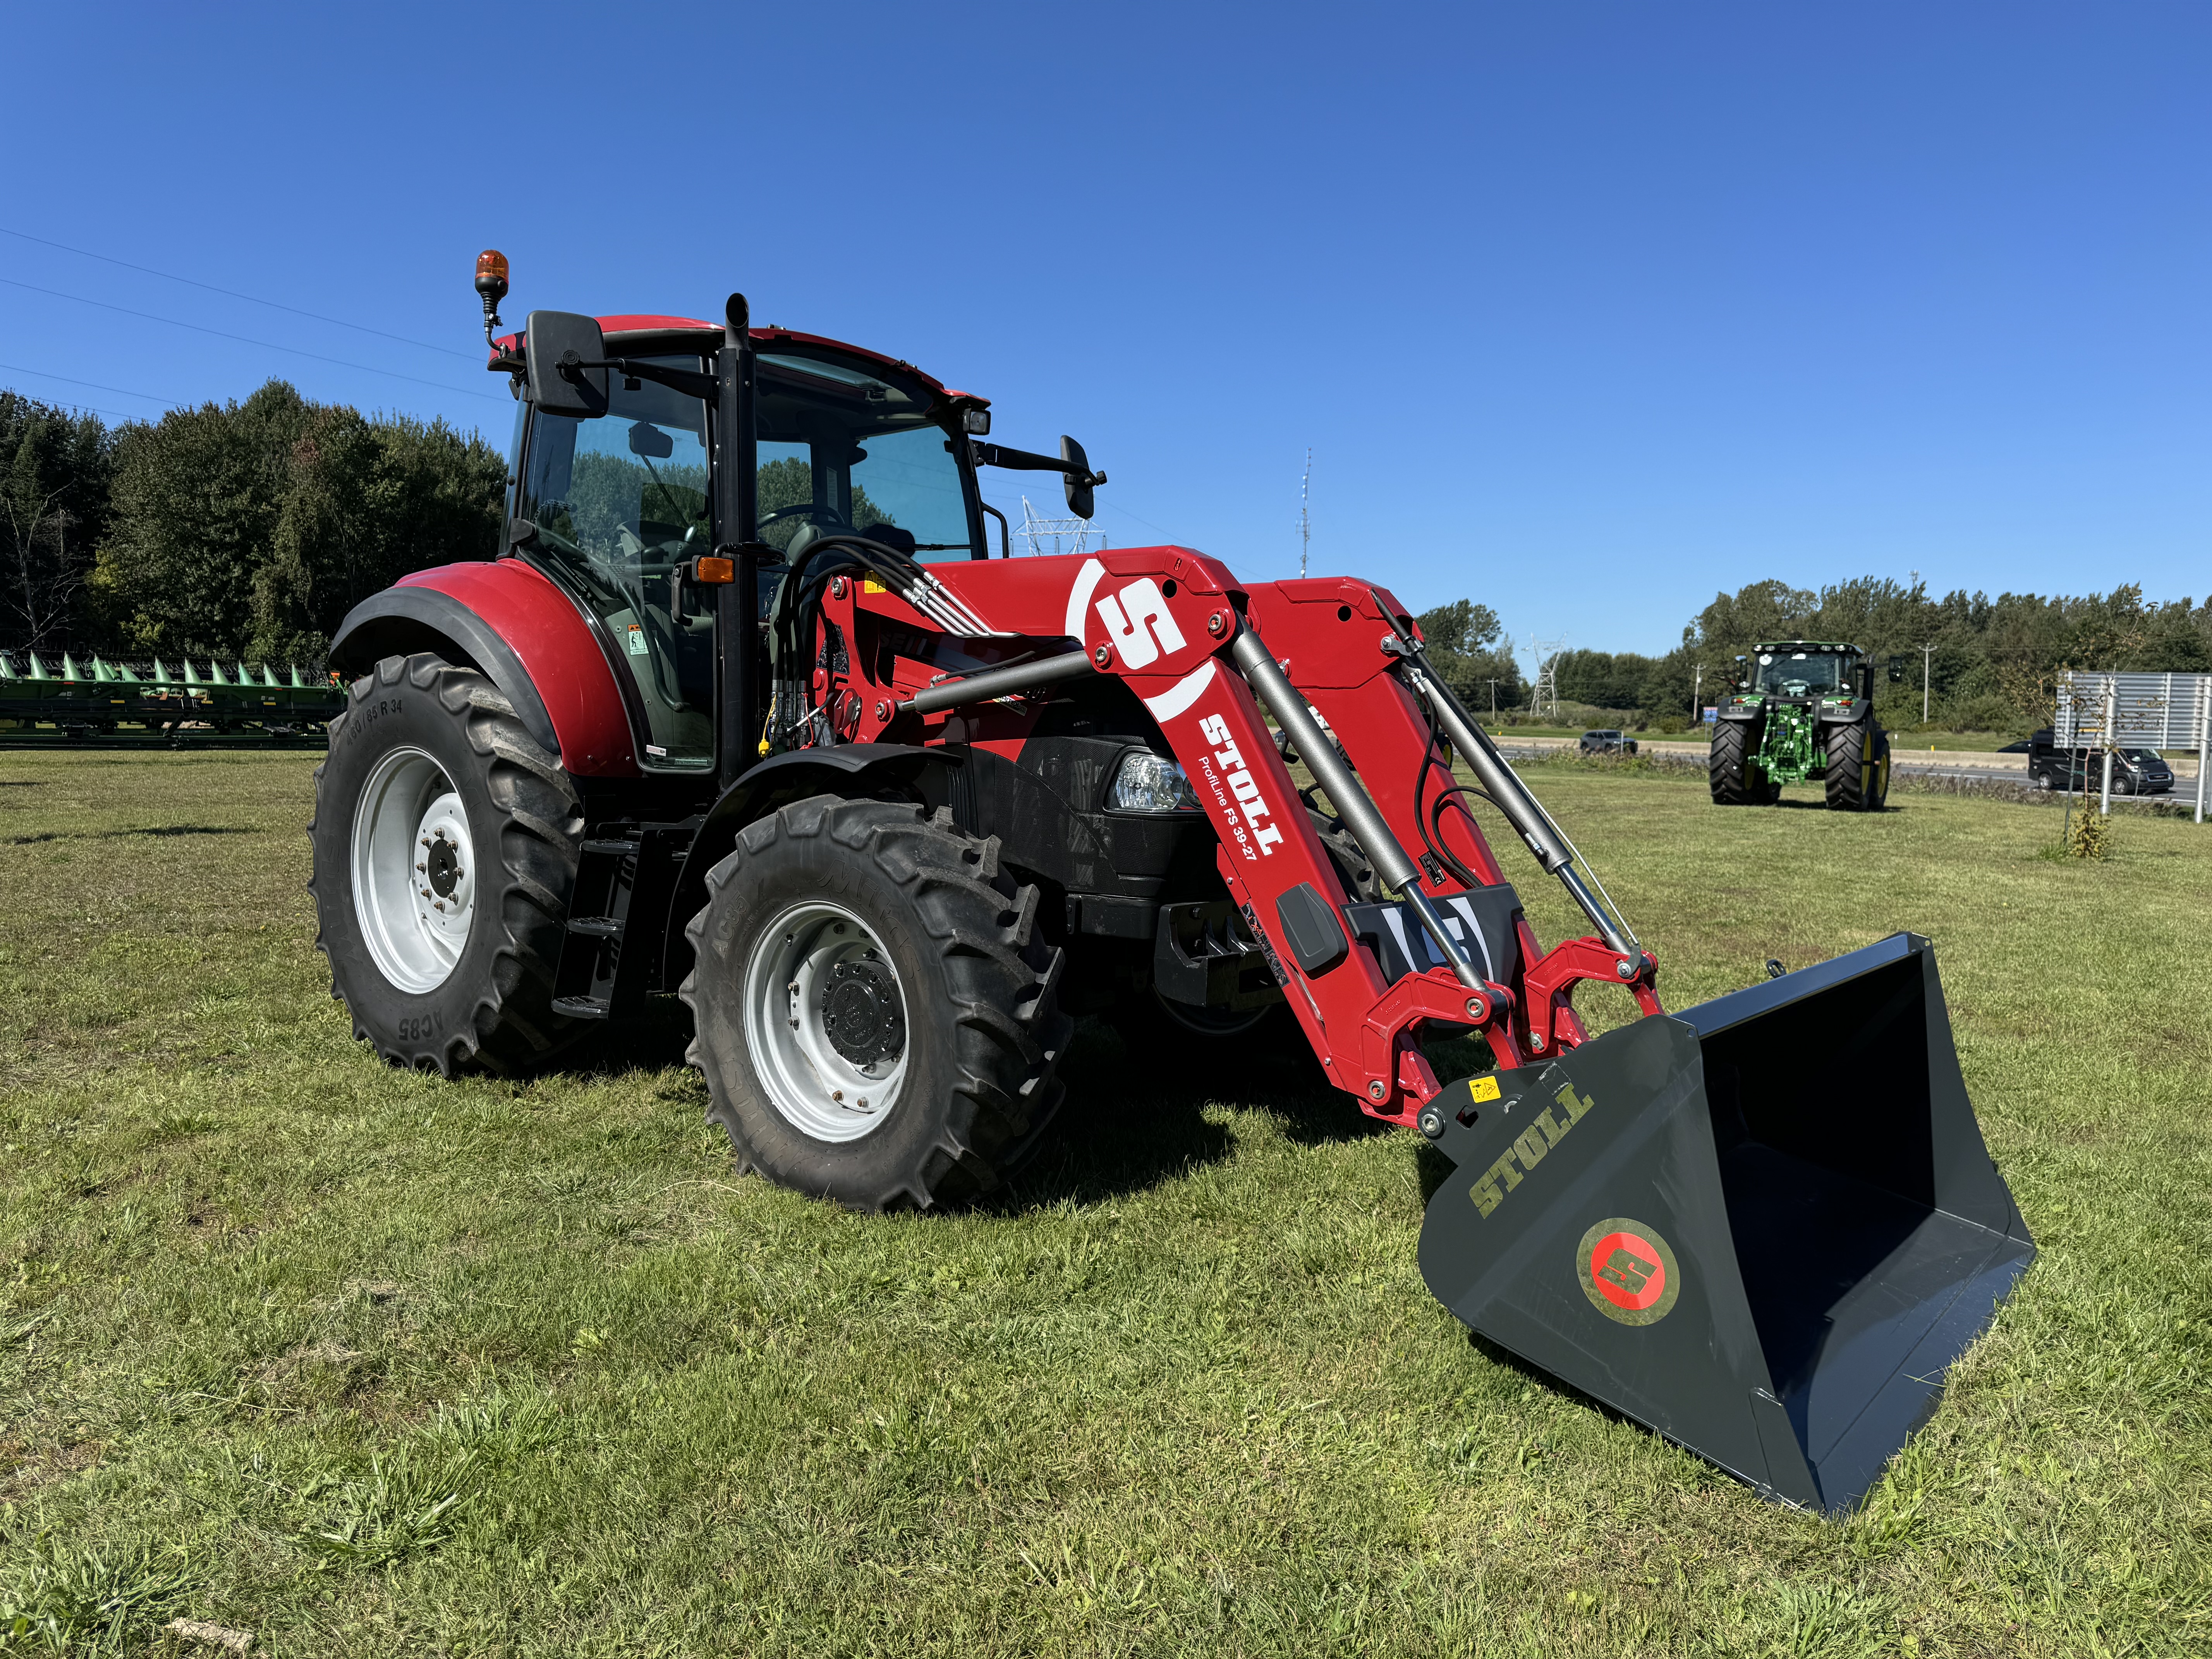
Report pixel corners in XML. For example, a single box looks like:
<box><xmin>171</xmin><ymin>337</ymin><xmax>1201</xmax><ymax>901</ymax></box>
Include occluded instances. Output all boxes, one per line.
<box><xmin>2</xmin><ymin>751</ymin><xmax>2207</xmax><ymax>1656</ymax></box>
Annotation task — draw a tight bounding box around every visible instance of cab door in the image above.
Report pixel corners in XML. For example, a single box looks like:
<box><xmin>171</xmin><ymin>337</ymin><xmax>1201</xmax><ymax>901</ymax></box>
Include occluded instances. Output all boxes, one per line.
<box><xmin>513</xmin><ymin>357</ymin><xmax>717</xmax><ymax>770</ymax></box>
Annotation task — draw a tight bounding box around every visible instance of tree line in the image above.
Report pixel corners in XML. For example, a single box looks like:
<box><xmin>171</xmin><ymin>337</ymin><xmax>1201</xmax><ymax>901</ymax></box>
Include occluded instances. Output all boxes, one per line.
<box><xmin>1468</xmin><ymin>577</ymin><xmax>2212</xmax><ymax>733</ymax></box>
<box><xmin>1</xmin><ymin>383</ymin><xmax>503</xmax><ymax>664</ymax></box>
<box><xmin>9</xmin><ymin>381</ymin><xmax>2203</xmax><ymax>737</ymax></box>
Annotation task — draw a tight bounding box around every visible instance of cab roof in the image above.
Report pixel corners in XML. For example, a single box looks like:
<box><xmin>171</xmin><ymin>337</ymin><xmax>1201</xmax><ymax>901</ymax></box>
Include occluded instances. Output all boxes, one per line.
<box><xmin>1749</xmin><ymin>640</ymin><xmax>1862</xmax><ymax>654</ymax></box>
<box><xmin>490</xmin><ymin>315</ymin><xmax>985</xmax><ymax>407</ymax></box>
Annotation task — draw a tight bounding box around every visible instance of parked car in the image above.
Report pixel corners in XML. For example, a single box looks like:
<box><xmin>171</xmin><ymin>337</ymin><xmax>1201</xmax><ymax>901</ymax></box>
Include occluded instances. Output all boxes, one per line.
<box><xmin>1579</xmin><ymin>728</ymin><xmax>1639</xmax><ymax>755</ymax></box>
<box><xmin>2014</xmin><ymin>729</ymin><xmax>2174</xmax><ymax>794</ymax></box>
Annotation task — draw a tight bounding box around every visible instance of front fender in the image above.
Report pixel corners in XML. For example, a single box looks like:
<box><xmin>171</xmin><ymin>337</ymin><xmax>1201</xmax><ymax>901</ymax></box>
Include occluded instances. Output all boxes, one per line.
<box><xmin>331</xmin><ymin>559</ymin><xmax>638</xmax><ymax>776</ymax></box>
<box><xmin>663</xmin><ymin>745</ymin><xmax>966</xmax><ymax>968</ymax></box>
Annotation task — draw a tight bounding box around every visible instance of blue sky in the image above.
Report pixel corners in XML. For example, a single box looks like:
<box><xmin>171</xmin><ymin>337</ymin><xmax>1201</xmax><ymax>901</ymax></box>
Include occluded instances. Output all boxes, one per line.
<box><xmin>5</xmin><ymin>3</ymin><xmax>2206</xmax><ymax>665</ymax></box>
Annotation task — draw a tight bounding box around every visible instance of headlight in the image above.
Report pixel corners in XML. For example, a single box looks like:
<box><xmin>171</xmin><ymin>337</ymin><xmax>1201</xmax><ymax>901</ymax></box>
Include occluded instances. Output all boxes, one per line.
<box><xmin>1107</xmin><ymin>750</ymin><xmax>1201</xmax><ymax>813</ymax></box>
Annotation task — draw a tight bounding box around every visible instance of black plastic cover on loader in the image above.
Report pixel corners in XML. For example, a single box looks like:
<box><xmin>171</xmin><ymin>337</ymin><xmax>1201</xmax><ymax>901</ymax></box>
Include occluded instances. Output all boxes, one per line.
<box><xmin>1418</xmin><ymin>933</ymin><xmax>2033</xmax><ymax>1512</ymax></box>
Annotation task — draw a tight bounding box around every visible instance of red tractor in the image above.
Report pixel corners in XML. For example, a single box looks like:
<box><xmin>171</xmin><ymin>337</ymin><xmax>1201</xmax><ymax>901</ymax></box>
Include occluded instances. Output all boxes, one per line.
<box><xmin>308</xmin><ymin>255</ymin><xmax>2033</xmax><ymax>1513</ymax></box>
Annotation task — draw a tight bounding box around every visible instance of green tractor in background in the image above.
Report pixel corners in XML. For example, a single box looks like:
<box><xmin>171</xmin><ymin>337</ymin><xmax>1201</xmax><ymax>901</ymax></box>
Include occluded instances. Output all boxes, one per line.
<box><xmin>1710</xmin><ymin>639</ymin><xmax>1891</xmax><ymax>809</ymax></box>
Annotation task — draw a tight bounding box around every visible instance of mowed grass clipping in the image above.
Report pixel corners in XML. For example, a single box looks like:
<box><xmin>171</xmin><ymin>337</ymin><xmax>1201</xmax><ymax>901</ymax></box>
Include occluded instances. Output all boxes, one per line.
<box><xmin>0</xmin><ymin>750</ymin><xmax>2207</xmax><ymax>1657</ymax></box>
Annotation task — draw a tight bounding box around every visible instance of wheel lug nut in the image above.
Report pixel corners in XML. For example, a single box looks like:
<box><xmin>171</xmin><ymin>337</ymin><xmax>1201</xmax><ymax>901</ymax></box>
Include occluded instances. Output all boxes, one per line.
<box><xmin>831</xmin><ymin>1089</ymin><xmax>843</xmax><ymax>1102</ymax></box>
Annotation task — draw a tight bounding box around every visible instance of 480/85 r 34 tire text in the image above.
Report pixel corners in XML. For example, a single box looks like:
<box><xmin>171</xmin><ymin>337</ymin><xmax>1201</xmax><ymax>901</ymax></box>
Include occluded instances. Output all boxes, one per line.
<box><xmin>681</xmin><ymin>797</ymin><xmax>1072</xmax><ymax>1211</ymax></box>
<box><xmin>309</xmin><ymin>652</ymin><xmax>587</xmax><ymax>1074</ymax></box>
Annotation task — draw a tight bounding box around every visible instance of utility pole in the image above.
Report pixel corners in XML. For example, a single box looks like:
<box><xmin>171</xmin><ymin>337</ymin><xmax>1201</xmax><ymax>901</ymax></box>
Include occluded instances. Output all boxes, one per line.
<box><xmin>1298</xmin><ymin>449</ymin><xmax>1312</xmax><ymax>579</ymax></box>
<box><xmin>1484</xmin><ymin>678</ymin><xmax>1503</xmax><ymax>723</ymax></box>
<box><xmin>1919</xmin><ymin>641</ymin><xmax>1936</xmax><ymax>725</ymax></box>
<box><xmin>1691</xmin><ymin>664</ymin><xmax>1704</xmax><ymax>727</ymax></box>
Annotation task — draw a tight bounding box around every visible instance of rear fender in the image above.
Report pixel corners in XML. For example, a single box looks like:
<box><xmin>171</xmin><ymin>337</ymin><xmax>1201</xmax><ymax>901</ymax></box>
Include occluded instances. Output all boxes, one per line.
<box><xmin>330</xmin><ymin>560</ymin><xmax>638</xmax><ymax>776</ymax></box>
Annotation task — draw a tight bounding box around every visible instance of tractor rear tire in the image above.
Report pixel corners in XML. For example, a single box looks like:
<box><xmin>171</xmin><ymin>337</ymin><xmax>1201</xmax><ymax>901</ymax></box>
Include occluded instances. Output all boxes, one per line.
<box><xmin>1824</xmin><ymin>717</ymin><xmax>1891</xmax><ymax>811</ymax></box>
<box><xmin>310</xmin><ymin>652</ymin><xmax>587</xmax><ymax>1075</ymax></box>
<box><xmin>681</xmin><ymin>797</ymin><xmax>1072</xmax><ymax>1211</ymax></box>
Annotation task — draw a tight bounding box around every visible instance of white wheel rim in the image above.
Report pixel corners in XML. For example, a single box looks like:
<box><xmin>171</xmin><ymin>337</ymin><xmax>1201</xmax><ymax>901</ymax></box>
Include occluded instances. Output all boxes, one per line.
<box><xmin>742</xmin><ymin>900</ymin><xmax>910</xmax><ymax>1142</ymax></box>
<box><xmin>350</xmin><ymin>746</ymin><xmax>476</xmax><ymax>992</ymax></box>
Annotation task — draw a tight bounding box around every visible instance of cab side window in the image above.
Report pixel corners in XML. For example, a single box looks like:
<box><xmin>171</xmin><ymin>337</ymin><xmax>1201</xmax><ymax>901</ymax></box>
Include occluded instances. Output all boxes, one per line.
<box><xmin>517</xmin><ymin>358</ymin><xmax>714</xmax><ymax>768</ymax></box>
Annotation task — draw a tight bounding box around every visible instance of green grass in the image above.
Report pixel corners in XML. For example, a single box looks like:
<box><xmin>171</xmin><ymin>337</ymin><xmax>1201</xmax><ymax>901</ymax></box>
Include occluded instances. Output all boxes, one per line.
<box><xmin>2</xmin><ymin>752</ymin><xmax>2208</xmax><ymax>1656</ymax></box>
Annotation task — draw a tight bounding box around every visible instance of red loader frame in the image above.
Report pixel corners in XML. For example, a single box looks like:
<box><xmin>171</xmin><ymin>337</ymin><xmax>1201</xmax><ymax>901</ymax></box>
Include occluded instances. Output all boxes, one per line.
<box><xmin>799</xmin><ymin>543</ymin><xmax>1661</xmax><ymax>1126</ymax></box>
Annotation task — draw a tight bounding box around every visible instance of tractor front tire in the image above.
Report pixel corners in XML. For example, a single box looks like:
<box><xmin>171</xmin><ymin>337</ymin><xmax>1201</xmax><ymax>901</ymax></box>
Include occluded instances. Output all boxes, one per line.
<box><xmin>1711</xmin><ymin>721</ymin><xmax>1773</xmax><ymax>805</ymax></box>
<box><xmin>310</xmin><ymin>652</ymin><xmax>587</xmax><ymax>1074</ymax></box>
<box><xmin>682</xmin><ymin>798</ymin><xmax>1072</xmax><ymax>1211</ymax></box>
<box><xmin>1824</xmin><ymin>717</ymin><xmax>1891</xmax><ymax>811</ymax></box>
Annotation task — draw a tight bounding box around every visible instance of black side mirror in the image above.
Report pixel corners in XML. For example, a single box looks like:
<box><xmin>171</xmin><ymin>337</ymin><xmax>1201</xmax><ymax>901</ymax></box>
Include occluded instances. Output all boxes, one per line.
<box><xmin>1888</xmin><ymin>654</ymin><xmax>1905</xmax><ymax>684</ymax></box>
<box><xmin>627</xmin><ymin>421</ymin><xmax>674</xmax><ymax>460</ymax></box>
<box><xmin>524</xmin><ymin>310</ymin><xmax>608</xmax><ymax>418</ymax></box>
<box><xmin>1061</xmin><ymin>436</ymin><xmax>1094</xmax><ymax>520</ymax></box>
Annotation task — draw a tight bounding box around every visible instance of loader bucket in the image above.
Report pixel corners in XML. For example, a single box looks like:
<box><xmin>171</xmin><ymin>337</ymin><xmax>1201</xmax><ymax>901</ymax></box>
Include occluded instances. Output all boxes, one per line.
<box><xmin>1418</xmin><ymin>932</ymin><xmax>2033</xmax><ymax>1512</ymax></box>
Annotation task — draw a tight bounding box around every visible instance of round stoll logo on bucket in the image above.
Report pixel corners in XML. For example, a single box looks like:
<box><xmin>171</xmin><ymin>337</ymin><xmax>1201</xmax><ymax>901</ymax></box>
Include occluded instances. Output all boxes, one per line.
<box><xmin>1576</xmin><ymin>1218</ymin><xmax>1683</xmax><ymax>1326</ymax></box>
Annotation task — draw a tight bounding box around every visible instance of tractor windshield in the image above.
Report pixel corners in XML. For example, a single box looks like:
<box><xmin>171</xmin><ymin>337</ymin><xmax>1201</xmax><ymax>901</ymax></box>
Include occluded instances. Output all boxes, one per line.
<box><xmin>1753</xmin><ymin>650</ymin><xmax>1850</xmax><ymax>697</ymax></box>
<box><xmin>753</xmin><ymin>350</ymin><xmax>980</xmax><ymax>564</ymax></box>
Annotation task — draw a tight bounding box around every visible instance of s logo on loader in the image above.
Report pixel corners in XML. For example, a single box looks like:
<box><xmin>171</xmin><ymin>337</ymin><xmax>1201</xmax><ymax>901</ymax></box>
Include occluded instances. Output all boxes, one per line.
<box><xmin>1575</xmin><ymin>1218</ymin><xmax>1682</xmax><ymax>1326</ymax></box>
<box><xmin>1095</xmin><ymin>578</ymin><xmax>1186</xmax><ymax>668</ymax></box>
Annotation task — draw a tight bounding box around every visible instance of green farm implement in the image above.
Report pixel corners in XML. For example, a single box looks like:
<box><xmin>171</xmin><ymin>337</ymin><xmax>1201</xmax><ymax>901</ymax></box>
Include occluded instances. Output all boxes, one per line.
<box><xmin>1710</xmin><ymin>640</ymin><xmax>1891</xmax><ymax>810</ymax></box>
<box><xmin>0</xmin><ymin>651</ymin><xmax>344</xmax><ymax>747</ymax></box>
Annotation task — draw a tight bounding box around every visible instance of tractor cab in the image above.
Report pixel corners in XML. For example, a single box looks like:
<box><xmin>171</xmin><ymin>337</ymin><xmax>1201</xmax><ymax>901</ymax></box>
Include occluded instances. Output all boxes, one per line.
<box><xmin>503</xmin><ymin>318</ymin><xmax>993</xmax><ymax>774</ymax></box>
<box><xmin>1738</xmin><ymin>640</ymin><xmax>1868</xmax><ymax>703</ymax></box>
<box><xmin>486</xmin><ymin>289</ymin><xmax>1099</xmax><ymax>786</ymax></box>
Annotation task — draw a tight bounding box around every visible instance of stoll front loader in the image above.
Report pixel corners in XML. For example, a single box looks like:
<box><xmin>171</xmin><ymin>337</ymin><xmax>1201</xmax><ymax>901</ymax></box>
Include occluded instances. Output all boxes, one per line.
<box><xmin>309</xmin><ymin>254</ymin><xmax>2032</xmax><ymax>1512</ymax></box>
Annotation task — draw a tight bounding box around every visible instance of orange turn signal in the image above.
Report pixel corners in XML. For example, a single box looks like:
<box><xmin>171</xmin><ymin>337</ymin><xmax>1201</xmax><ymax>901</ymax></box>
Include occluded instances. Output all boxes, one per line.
<box><xmin>691</xmin><ymin>556</ymin><xmax>735</xmax><ymax>585</ymax></box>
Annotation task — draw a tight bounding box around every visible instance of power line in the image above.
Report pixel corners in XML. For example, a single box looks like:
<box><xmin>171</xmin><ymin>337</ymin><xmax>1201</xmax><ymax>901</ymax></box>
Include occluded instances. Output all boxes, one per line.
<box><xmin>0</xmin><ymin>225</ymin><xmax>479</xmax><ymax>361</ymax></box>
<box><xmin>0</xmin><ymin>276</ymin><xmax>506</xmax><ymax>402</ymax></box>
<box><xmin>0</xmin><ymin>362</ymin><xmax>182</xmax><ymax>409</ymax></box>
<box><xmin>1</xmin><ymin>394</ymin><xmax>144</xmax><ymax>425</ymax></box>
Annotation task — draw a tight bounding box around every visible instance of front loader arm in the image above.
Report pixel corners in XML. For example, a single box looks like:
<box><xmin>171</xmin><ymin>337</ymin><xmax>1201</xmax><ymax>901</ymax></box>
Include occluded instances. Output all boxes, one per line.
<box><xmin>809</xmin><ymin>546</ymin><xmax>1659</xmax><ymax>1124</ymax></box>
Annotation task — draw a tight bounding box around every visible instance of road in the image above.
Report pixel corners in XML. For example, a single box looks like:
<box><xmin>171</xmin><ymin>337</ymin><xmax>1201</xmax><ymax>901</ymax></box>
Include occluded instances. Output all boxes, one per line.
<box><xmin>1496</xmin><ymin>735</ymin><xmax>2204</xmax><ymax>811</ymax></box>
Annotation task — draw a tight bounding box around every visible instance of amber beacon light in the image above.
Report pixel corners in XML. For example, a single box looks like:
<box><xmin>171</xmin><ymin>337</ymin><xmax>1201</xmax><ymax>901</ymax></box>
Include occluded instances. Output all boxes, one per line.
<box><xmin>475</xmin><ymin>249</ymin><xmax>510</xmax><ymax>344</ymax></box>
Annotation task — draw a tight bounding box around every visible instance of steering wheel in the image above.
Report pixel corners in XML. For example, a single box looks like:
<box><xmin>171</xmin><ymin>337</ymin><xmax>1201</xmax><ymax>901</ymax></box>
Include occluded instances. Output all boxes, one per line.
<box><xmin>759</xmin><ymin>503</ymin><xmax>852</xmax><ymax>530</ymax></box>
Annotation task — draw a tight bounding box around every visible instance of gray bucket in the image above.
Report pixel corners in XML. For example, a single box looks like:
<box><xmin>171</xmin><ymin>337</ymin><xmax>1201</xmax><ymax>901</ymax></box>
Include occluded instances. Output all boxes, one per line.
<box><xmin>1417</xmin><ymin>933</ymin><xmax>2034</xmax><ymax>1512</ymax></box>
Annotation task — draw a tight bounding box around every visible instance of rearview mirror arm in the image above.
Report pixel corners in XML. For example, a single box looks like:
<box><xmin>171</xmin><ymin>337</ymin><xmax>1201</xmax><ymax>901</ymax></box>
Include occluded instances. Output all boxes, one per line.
<box><xmin>970</xmin><ymin>440</ymin><xmax>1106</xmax><ymax>489</ymax></box>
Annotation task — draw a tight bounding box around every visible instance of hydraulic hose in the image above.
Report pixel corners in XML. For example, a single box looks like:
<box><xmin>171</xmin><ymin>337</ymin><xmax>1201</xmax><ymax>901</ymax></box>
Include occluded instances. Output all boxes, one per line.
<box><xmin>1230</xmin><ymin>629</ymin><xmax>1484</xmax><ymax>993</ymax></box>
<box><xmin>1397</xmin><ymin>652</ymin><xmax>1637</xmax><ymax>955</ymax></box>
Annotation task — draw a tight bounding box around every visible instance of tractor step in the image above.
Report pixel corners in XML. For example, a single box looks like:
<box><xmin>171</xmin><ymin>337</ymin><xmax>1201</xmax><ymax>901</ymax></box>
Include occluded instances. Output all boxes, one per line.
<box><xmin>549</xmin><ymin>821</ymin><xmax>697</xmax><ymax>1022</ymax></box>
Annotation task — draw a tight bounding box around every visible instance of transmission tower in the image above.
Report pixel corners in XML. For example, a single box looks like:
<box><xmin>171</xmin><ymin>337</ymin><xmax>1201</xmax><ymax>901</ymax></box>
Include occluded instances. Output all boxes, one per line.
<box><xmin>1298</xmin><ymin>449</ymin><xmax>1312</xmax><ymax>579</ymax></box>
<box><xmin>1015</xmin><ymin>495</ymin><xmax>1099</xmax><ymax>558</ymax></box>
<box><xmin>1527</xmin><ymin>634</ymin><xmax>1567</xmax><ymax>720</ymax></box>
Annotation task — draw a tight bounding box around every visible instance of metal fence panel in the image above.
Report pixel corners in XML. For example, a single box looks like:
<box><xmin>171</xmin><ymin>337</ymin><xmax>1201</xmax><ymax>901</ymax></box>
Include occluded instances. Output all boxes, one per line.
<box><xmin>2054</xmin><ymin>671</ymin><xmax>2212</xmax><ymax>749</ymax></box>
